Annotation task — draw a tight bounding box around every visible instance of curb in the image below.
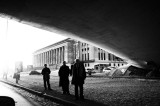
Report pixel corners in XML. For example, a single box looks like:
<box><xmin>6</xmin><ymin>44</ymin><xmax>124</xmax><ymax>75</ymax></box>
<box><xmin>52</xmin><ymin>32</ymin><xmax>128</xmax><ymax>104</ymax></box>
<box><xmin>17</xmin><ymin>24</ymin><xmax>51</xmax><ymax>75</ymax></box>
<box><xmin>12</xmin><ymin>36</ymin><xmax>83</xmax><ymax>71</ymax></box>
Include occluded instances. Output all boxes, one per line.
<box><xmin>111</xmin><ymin>76</ymin><xmax>160</xmax><ymax>80</ymax></box>
<box><xmin>0</xmin><ymin>80</ymin><xmax>77</xmax><ymax>106</ymax></box>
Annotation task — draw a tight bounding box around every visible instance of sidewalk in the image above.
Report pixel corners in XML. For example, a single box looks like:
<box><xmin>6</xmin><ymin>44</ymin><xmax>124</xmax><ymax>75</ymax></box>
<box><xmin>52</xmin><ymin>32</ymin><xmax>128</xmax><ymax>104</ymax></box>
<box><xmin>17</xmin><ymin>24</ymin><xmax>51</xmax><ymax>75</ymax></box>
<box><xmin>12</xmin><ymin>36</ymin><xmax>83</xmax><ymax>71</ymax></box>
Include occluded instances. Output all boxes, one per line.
<box><xmin>0</xmin><ymin>77</ymin><xmax>106</xmax><ymax>106</ymax></box>
<box><xmin>0</xmin><ymin>82</ymin><xmax>41</xmax><ymax>106</ymax></box>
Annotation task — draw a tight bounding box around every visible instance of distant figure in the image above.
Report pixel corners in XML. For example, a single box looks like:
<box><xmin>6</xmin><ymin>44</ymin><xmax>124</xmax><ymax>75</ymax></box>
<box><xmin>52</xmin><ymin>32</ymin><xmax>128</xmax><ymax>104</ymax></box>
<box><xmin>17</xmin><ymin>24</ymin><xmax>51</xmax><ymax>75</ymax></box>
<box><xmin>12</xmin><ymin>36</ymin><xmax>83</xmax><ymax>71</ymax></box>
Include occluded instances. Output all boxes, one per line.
<box><xmin>70</xmin><ymin>64</ymin><xmax>74</xmax><ymax>76</ymax></box>
<box><xmin>13</xmin><ymin>68</ymin><xmax>20</xmax><ymax>84</ymax></box>
<box><xmin>59</xmin><ymin>61</ymin><xmax>70</xmax><ymax>94</ymax></box>
<box><xmin>3</xmin><ymin>71</ymin><xmax>8</xmax><ymax>80</ymax></box>
<box><xmin>41</xmin><ymin>64</ymin><xmax>52</xmax><ymax>90</ymax></box>
<box><xmin>72</xmin><ymin>59</ymin><xmax>86</xmax><ymax>100</ymax></box>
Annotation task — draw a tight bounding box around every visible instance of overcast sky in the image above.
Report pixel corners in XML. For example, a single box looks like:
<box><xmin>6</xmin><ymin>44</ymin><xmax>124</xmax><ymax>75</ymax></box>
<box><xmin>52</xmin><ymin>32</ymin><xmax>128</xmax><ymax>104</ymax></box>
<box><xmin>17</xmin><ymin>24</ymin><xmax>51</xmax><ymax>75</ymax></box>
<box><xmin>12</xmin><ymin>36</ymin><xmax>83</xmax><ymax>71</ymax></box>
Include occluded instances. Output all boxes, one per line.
<box><xmin>0</xmin><ymin>17</ymin><xmax>67</xmax><ymax>70</ymax></box>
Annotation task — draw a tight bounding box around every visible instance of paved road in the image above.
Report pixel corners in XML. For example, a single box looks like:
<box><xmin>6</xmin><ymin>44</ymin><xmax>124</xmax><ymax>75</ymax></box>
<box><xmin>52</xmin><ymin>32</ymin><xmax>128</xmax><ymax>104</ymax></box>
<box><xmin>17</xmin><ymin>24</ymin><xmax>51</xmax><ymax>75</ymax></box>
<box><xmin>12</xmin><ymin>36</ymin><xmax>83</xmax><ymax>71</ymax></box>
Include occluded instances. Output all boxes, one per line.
<box><xmin>0</xmin><ymin>82</ymin><xmax>41</xmax><ymax>106</ymax></box>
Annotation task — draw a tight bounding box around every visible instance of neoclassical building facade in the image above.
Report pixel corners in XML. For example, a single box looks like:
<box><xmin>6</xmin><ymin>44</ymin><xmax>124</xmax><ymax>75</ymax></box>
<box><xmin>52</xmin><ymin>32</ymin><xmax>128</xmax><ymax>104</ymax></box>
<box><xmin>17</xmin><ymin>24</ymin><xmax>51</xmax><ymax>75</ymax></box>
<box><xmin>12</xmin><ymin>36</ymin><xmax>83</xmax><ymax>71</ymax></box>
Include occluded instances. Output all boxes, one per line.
<box><xmin>33</xmin><ymin>38</ymin><xmax>75</xmax><ymax>70</ymax></box>
<box><xmin>33</xmin><ymin>38</ymin><xmax>127</xmax><ymax>71</ymax></box>
<box><xmin>75</xmin><ymin>40</ymin><xmax>127</xmax><ymax>72</ymax></box>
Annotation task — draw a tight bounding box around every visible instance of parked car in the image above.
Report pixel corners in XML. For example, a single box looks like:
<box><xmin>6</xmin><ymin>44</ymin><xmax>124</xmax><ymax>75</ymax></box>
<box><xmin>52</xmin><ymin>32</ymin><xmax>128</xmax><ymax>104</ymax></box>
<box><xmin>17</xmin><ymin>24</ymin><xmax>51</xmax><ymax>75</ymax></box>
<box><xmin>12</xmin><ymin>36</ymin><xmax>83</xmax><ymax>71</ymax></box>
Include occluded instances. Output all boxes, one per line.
<box><xmin>86</xmin><ymin>68</ymin><xmax>96</xmax><ymax>75</ymax></box>
<box><xmin>103</xmin><ymin>67</ymin><xmax>115</xmax><ymax>74</ymax></box>
<box><xmin>29</xmin><ymin>70</ymin><xmax>41</xmax><ymax>75</ymax></box>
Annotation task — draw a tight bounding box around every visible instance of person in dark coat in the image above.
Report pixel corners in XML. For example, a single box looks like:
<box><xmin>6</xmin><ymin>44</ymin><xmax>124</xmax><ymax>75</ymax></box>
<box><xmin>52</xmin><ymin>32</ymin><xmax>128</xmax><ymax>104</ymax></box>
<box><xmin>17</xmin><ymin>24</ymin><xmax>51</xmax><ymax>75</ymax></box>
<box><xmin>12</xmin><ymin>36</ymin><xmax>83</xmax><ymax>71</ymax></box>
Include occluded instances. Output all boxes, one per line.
<box><xmin>41</xmin><ymin>64</ymin><xmax>51</xmax><ymax>90</ymax></box>
<box><xmin>59</xmin><ymin>61</ymin><xmax>70</xmax><ymax>94</ymax></box>
<box><xmin>72</xmin><ymin>59</ymin><xmax>86</xmax><ymax>100</ymax></box>
<box><xmin>13</xmin><ymin>68</ymin><xmax>20</xmax><ymax>84</ymax></box>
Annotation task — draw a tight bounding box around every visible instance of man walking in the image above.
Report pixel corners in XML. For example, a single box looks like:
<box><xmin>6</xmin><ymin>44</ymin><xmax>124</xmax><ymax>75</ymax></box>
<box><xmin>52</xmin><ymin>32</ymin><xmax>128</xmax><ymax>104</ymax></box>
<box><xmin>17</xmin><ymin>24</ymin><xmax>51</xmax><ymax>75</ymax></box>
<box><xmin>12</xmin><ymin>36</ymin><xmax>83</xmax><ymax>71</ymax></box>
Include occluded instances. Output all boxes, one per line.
<box><xmin>41</xmin><ymin>64</ymin><xmax>52</xmax><ymax>90</ymax></box>
<box><xmin>59</xmin><ymin>61</ymin><xmax>70</xmax><ymax>94</ymax></box>
<box><xmin>72</xmin><ymin>59</ymin><xmax>86</xmax><ymax>100</ymax></box>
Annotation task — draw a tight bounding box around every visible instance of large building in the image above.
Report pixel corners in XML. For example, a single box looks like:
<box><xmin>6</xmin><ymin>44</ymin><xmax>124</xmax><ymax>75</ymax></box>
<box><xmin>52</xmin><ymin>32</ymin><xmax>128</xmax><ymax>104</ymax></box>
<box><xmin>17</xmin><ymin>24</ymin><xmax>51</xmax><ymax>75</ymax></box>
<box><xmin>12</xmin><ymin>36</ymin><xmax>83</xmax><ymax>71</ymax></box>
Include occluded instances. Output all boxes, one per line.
<box><xmin>33</xmin><ymin>38</ymin><xmax>127</xmax><ymax>72</ymax></box>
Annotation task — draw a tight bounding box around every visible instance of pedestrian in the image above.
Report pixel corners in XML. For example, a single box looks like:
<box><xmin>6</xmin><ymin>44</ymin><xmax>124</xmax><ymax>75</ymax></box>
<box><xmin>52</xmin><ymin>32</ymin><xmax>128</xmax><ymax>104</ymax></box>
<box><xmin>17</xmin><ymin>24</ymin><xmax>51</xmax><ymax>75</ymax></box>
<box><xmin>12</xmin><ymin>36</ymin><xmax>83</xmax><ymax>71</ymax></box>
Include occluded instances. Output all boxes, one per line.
<box><xmin>59</xmin><ymin>61</ymin><xmax>70</xmax><ymax>95</ymax></box>
<box><xmin>41</xmin><ymin>64</ymin><xmax>52</xmax><ymax>90</ymax></box>
<box><xmin>13</xmin><ymin>68</ymin><xmax>20</xmax><ymax>84</ymax></box>
<box><xmin>72</xmin><ymin>59</ymin><xmax>86</xmax><ymax>100</ymax></box>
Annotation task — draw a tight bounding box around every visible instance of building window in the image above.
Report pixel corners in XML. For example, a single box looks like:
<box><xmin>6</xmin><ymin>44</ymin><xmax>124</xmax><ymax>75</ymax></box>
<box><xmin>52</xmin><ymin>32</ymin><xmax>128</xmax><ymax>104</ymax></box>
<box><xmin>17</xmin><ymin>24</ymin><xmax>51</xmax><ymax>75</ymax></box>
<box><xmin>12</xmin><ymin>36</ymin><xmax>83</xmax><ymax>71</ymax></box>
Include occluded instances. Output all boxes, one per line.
<box><xmin>85</xmin><ymin>54</ymin><xmax>86</xmax><ymax>61</ymax></box>
<box><xmin>87</xmin><ymin>48</ymin><xmax>89</xmax><ymax>50</ymax></box>
<box><xmin>118</xmin><ymin>64</ymin><xmax>119</xmax><ymax>66</ymax></box>
<box><xmin>98</xmin><ymin>52</ymin><xmax>100</xmax><ymax>60</ymax></box>
<box><xmin>88</xmin><ymin>53</ymin><xmax>89</xmax><ymax>60</ymax></box>
<box><xmin>82</xmin><ymin>49</ymin><xmax>83</xmax><ymax>52</ymax></box>
<box><xmin>112</xmin><ymin>55</ymin><xmax>115</xmax><ymax>61</ymax></box>
<box><xmin>88</xmin><ymin>63</ymin><xmax>90</xmax><ymax>67</ymax></box>
<box><xmin>104</xmin><ymin>53</ymin><xmax>106</xmax><ymax>60</ymax></box>
<box><xmin>108</xmin><ymin>53</ymin><xmax>111</xmax><ymax>60</ymax></box>
<box><xmin>82</xmin><ymin>54</ymin><xmax>84</xmax><ymax>61</ymax></box>
<box><xmin>101</xmin><ymin>52</ymin><xmax>103</xmax><ymax>60</ymax></box>
<box><xmin>85</xmin><ymin>48</ymin><xmax>86</xmax><ymax>51</ymax></box>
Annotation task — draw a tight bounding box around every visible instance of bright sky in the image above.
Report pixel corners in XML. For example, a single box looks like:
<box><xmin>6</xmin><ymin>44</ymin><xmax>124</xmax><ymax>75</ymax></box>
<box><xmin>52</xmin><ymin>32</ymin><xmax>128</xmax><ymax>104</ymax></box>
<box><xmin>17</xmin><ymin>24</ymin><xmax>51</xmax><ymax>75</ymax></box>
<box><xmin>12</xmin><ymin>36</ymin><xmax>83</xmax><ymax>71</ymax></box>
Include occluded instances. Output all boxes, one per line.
<box><xmin>0</xmin><ymin>17</ymin><xmax>67</xmax><ymax>71</ymax></box>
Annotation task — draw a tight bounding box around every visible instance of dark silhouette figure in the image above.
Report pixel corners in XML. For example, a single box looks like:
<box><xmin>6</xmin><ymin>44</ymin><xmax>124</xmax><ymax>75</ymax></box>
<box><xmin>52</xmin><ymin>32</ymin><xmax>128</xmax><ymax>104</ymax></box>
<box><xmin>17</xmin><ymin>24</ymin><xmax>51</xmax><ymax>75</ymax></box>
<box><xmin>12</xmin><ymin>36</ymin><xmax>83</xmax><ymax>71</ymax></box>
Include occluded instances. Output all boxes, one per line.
<box><xmin>41</xmin><ymin>64</ymin><xmax>51</xmax><ymax>90</ymax></box>
<box><xmin>70</xmin><ymin>64</ymin><xmax>74</xmax><ymax>76</ymax></box>
<box><xmin>72</xmin><ymin>59</ymin><xmax>86</xmax><ymax>100</ymax></box>
<box><xmin>3</xmin><ymin>71</ymin><xmax>8</xmax><ymax>80</ymax></box>
<box><xmin>13</xmin><ymin>68</ymin><xmax>20</xmax><ymax>84</ymax></box>
<box><xmin>59</xmin><ymin>61</ymin><xmax>70</xmax><ymax>94</ymax></box>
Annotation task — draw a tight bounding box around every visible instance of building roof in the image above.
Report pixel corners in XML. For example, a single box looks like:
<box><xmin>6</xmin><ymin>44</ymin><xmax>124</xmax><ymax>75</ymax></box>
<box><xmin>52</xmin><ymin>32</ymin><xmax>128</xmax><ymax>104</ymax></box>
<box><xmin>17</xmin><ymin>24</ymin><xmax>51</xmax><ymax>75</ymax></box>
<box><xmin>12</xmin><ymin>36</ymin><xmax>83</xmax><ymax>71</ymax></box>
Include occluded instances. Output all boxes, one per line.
<box><xmin>33</xmin><ymin>38</ymin><xmax>71</xmax><ymax>53</ymax></box>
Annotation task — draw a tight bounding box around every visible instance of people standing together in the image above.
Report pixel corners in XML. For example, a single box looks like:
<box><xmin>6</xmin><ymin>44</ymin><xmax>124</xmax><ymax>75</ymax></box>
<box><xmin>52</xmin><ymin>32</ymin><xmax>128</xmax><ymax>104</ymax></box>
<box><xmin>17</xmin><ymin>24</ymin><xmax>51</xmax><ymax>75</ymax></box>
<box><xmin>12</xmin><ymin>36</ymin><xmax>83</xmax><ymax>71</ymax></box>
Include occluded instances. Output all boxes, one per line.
<box><xmin>41</xmin><ymin>59</ymin><xmax>86</xmax><ymax>100</ymax></box>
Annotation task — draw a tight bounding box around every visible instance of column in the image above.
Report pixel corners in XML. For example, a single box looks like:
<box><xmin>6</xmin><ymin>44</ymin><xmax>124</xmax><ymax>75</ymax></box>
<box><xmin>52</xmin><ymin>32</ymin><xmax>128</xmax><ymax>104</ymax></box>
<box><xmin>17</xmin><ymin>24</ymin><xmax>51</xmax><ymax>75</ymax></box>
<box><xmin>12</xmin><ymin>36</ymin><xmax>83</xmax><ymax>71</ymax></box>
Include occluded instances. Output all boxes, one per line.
<box><xmin>62</xmin><ymin>46</ymin><xmax>64</xmax><ymax>62</ymax></box>
<box><xmin>37</xmin><ymin>54</ymin><xmax>39</xmax><ymax>67</ymax></box>
<box><xmin>52</xmin><ymin>49</ymin><xmax>54</xmax><ymax>64</ymax></box>
<box><xmin>59</xmin><ymin>48</ymin><xmax>61</xmax><ymax>63</ymax></box>
<box><xmin>40</xmin><ymin>53</ymin><xmax>42</xmax><ymax>66</ymax></box>
<box><xmin>38</xmin><ymin>54</ymin><xmax>40</xmax><ymax>66</ymax></box>
<box><xmin>55</xmin><ymin>49</ymin><xmax>57</xmax><ymax>64</ymax></box>
<box><xmin>56</xmin><ymin>48</ymin><xmax>58</xmax><ymax>64</ymax></box>
<box><xmin>53</xmin><ymin>49</ymin><xmax>55</xmax><ymax>64</ymax></box>
<box><xmin>39</xmin><ymin>54</ymin><xmax>41</xmax><ymax>66</ymax></box>
<box><xmin>51</xmin><ymin>50</ymin><xmax>53</xmax><ymax>64</ymax></box>
<box><xmin>49</xmin><ymin>50</ymin><xmax>50</xmax><ymax>64</ymax></box>
<box><xmin>59</xmin><ymin>47</ymin><xmax>60</xmax><ymax>63</ymax></box>
<box><xmin>47</xmin><ymin>51</ymin><xmax>49</xmax><ymax>64</ymax></box>
<box><xmin>43</xmin><ymin>53</ymin><xmax>44</xmax><ymax>65</ymax></box>
<box><xmin>57</xmin><ymin>48</ymin><xmax>60</xmax><ymax>64</ymax></box>
<box><xmin>50</xmin><ymin>50</ymin><xmax>52</xmax><ymax>64</ymax></box>
<box><xmin>59</xmin><ymin>47</ymin><xmax>62</xmax><ymax>63</ymax></box>
<box><xmin>46</xmin><ymin>51</ymin><xmax>48</xmax><ymax>64</ymax></box>
<box><xmin>44</xmin><ymin>52</ymin><xmax>46</xmax><ymax>64</ymax></box>
<box><xmin>41</xmin><ymin>53</ymin><xmax>43</xmax><ymax>66</ymax></box>
<box><xmin>50</xmin><ymin>50</ymin><xmax>51</xmax><ymax>64</ymax></box>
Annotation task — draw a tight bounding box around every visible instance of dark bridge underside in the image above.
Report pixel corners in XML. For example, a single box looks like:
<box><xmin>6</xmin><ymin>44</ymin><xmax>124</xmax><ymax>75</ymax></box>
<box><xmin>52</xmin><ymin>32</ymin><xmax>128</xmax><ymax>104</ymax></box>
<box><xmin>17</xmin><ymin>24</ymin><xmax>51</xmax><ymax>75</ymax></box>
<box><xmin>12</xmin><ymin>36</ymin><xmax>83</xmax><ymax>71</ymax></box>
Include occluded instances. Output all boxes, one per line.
<box><xmin>0</xmin><ymin>1</ymin><xmax>160</xmax><ymax>66</ymax></box>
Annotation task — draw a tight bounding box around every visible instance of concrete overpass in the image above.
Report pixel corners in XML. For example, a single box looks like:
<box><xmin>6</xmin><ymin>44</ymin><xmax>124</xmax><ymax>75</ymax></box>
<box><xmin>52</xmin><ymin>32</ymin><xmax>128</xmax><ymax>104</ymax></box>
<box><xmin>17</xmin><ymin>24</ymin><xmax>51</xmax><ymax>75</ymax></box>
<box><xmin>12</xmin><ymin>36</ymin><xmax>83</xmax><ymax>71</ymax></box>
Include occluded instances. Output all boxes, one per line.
<box><xmin>0</xmin><ymin>1</ymin><xmax>160</xmax><ymax>67</ymax></box>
